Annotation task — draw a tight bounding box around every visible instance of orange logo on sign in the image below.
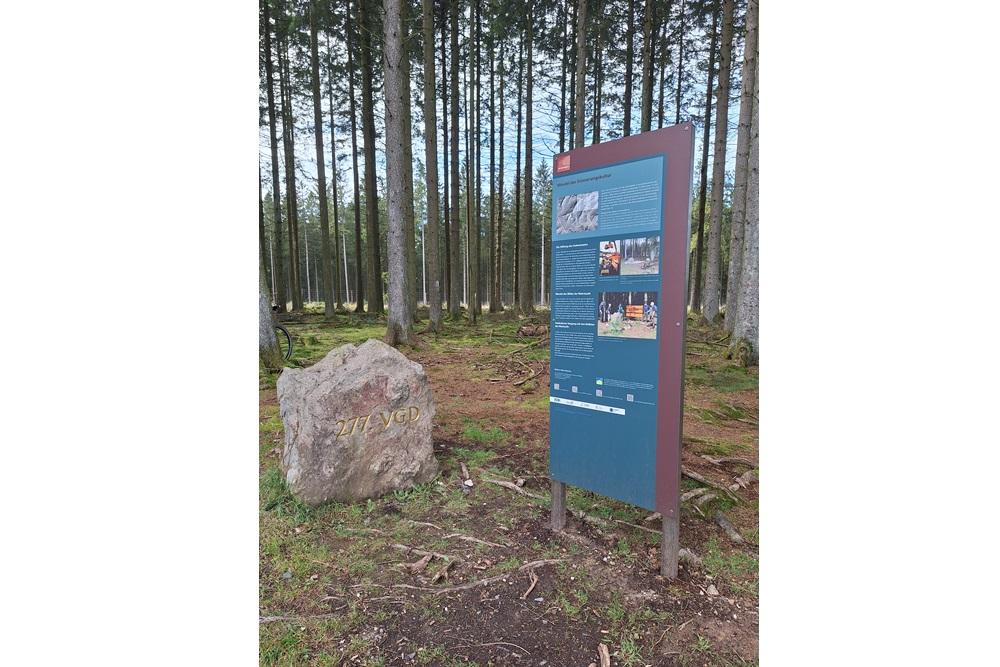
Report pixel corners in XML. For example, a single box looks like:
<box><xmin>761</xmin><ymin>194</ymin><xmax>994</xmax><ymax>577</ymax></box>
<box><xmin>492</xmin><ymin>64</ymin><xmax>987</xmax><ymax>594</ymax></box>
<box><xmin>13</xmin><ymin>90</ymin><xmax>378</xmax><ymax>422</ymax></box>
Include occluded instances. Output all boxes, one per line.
<box><xmin>556</xmin><ymin>154</ymin><xmax>571</xmax><ymax>173</ymax></box>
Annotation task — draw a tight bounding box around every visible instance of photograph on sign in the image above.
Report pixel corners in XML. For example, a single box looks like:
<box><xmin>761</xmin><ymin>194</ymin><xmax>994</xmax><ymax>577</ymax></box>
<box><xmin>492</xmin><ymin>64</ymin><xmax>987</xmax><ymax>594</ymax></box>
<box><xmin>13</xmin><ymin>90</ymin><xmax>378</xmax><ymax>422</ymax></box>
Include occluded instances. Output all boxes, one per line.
<box><xmin>621</xmin><ymin>236</ymin><xmax>660</xmax><ymax>275</ymax></box>
<box><xmin>598</xmin><ymin>239</ymin><xmax>621</xmax><ymax>276</ymax></box>
<box><xmin>555</xmin><ymin>191</ymin><xmax>599</xmax><ymax>234</ymax></box>
<box><xmin>597</xmin><ymin>291</ymin><xmax>658</xmax><ymax>339</ymax></box>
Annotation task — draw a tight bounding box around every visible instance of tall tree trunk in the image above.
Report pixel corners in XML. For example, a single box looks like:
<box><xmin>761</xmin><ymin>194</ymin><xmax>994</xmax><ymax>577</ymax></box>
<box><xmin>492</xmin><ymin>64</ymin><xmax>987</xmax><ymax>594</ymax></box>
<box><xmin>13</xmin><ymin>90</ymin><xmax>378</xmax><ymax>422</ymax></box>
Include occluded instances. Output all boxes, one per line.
<box><xmin>324</xmin><ymin>32</ymin><xmax>343</xmax><ymax>311</ymax></box>
<box><xmin>732</xmin><ymin>55</ymin><xmax>758</xmax><ymax>366</ymax></box>
<box><xmin>260</xmin><ymin>259</ymin><xmax>283</xmax><ymax>371</ymax></box>
<box><xmin>465</xmin><ymin>2</ymin><xmax>479</xmax><ymax>323</ymax></box>
<box><xmin>691</xmin><ymin>3</ymin><xmax>719</xmax><ymax>312</ymax></box>
<box><xmin>559</xmin><ymin>0</ymin><xmax>568</xmax><ymax>151</ymax></box>
<box><xmin>724</xmin><ymin>0</ymin><xmax>757</xmax><ymax>333</ymax></box>
<box><xmin>263</xmin><ymin>0</ymin><xmax>287</xmax><ymax>312</ymax></box>
<box><xmin>572</xmin><ymin>0</ymin><xmax>588</xmax><ymax>147</ymax></box>
<box><xmin>383</xmin><ymin>0</ymin><xmax>411</xmax><ymax>345</ymax></box>
<box><xmin>675</xmin><ymin>0</ymin><xmax>686</xmax><ymax>124</ymax></box>
<box><xmin>591</xmin><ymin>1</ymin><xmax>602</xmax><ymax>145</ymax></box>
<box><xmin>309</xmin><ymin>3</ymin><xmax>336</xmax><ymax>318</ymax></box>
<box><xmin>623</xmin><ymin>0</ymin><xmax>635</xmax><ymax>136</ymax></box>
<box><xmin>440</xmin><ymin>3</ymin><xmax>450</xmax><ymax>313</ymax></box>
<box><xmin>639</xmin><ymin>0</ymin><xmax>654</xmax><ymax>132</ymax></box>
<box><xmin>347</xmin><ymin>0</ymin><xmax>365</xmax><ymax>311</ymax></box>
<box><xmin>657</xmin><ymin>2</ymin><xmax>672</xmax><ymax>128</ymax></box>
<box><xmin>489</xmin><ymin>32</ymin><xmax>500</xmax><ymax>312</ymax></box>
<box><xmin>567</xmin><ymin>0</ymin><xmax>577</xmax><ymax>150</ymax></box>
<box><xmin>278</xmin><ymin>30</ymin><xmax>303</xmax><ymax>311</ymax></box>
<box><xmin>472</xmin><ymin>0</ymin><xmax>482</xmax><ymax>318</ymax></box>
<box><xmin>448</xmin><ymin>0</ymin><xmax>461</xmax><ymax>316</ymax></box>
<box><xmin>259</xmin><ymin>169</ymin><xmax>270</xmax><ymax>294</ymax></box>
<box><xmin>401</xmin><ymin>1</ymin><xmax>418</xmax><ymax>321</ymax></box>
<box><xmin>495</xmin><ymin>44</ymin><xmax>505</xmax><ymax>310</ymax></box>
<box><xmin>513</xmin><ymin>36</ymin><xmax>523</xmax><ymax>308</ymax></box>
<box><xmin>702</xmin><ymin>0</ymin><xmax>734</xmax><ymax>324</ymax></box>
<box><xmin>359</xmin><ymin>0</ymin><xmax>383</xmax><ymax>313</ymax></box>
<box><xmin>422</xmin><ymin>0</ymin><xmax>443</xmax><ymax>330</ymax></box>
<box><xmin>518</xmin><ymin>7</ymin><xmax>534</xmax><ymax>315</ymax></box>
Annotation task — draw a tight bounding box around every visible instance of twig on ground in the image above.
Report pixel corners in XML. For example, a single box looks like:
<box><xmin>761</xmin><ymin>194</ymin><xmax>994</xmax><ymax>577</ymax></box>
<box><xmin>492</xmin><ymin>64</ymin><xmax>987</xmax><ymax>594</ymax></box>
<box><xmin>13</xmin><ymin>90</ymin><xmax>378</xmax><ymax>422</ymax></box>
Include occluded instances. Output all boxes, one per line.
<box><xmin>680</xmin><ymin>487</ymin><xmax>712</xmax><ymax>502</ymax></box>
<box><xmin>512</xmin><ymin>365</ymin><xmax>540</xmax><ymax>386</ymax></box>
<box><xmin>483</xmin><ymin>477</ymin><xmax>547</xmax><ymax>500</ymax></box>
<box><xmin>444</xmin><ymin>533</ymin><xmax>509</xmax><ymax>548</ymax></box>
<box><xmin>430</xmin><ymin>559</ymin><xmax>455</xmax><ymax>584</ymax></box>
<box><xmin>503</xmin><ymin>337</ymin><xmax>548</xmax><ymax>357</ymax></box>
<box><xmin>598</xmin><ymin>642</ymin><xmax>611</xmax><ymax>667</ymax></box>
<box><xmin>519</xmin><ymin>569</ymin><xmax>539</xmax><ymax>599</ymax></box>
<box><xmin>405</xmin><ymin>519</ymin><xmax>444</xmax><ymax>531</ymax></box>
<box><xmin>393</xmin><ymin>559</ymin><xmax>563</xmax><ymax>594</ymax></box>
<box><xmin>613</xmin><ymin>518</ymin><xmax>661</xmax><ymax>535</ymax></box>
<box><xmin>260</xmin><ymin>608</ymin><xmax>346</xmax><ymax>623</ymax></box>
<box><xmin>390</xmin><ymin>543</ymin><xmax>464</xmax><ymax>563</ymax></box>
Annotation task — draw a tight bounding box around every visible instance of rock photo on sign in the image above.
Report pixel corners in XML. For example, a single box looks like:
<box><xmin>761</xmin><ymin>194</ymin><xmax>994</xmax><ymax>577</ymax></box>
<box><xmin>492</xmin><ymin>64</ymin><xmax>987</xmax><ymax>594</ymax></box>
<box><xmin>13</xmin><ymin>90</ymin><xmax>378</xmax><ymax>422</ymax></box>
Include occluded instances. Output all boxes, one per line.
<box><xmin>556</xmin><ymin>191</ymin><xmax>599</xmax><ymax>234</ymax></box>
<box><xmin>277</xmin><ymin>339</ymin><xmax>438</xmax><ymax>506</ymax></box>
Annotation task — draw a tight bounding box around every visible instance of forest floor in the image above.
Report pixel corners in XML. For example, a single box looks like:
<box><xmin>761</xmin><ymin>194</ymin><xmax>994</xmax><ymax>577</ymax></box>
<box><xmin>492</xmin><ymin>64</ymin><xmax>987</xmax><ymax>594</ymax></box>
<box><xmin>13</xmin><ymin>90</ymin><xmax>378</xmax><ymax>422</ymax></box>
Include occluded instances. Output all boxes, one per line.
<box><xmin>259</xmin><ymin>307</ymin><xmax>758</xmax><ymax>667</ymax></box>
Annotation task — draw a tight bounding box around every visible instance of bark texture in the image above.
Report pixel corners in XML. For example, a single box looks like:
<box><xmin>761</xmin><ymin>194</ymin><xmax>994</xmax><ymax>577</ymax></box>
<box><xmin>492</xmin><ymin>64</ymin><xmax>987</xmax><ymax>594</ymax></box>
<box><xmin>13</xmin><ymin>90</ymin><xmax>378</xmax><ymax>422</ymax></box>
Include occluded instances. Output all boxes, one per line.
<box><xmin>422</xmin><ymin>0</ymin><xmax>442</xmax><ymax>330</ymax></box>
<box><xmin>702</xmin><ymin>0</ymin><xmax>734</xmax><ymax>324</ymax></box>
<box><xmin>732</xmin><ymin>56</ymin><xmax>758</xmax><ymax>366</ymax></box>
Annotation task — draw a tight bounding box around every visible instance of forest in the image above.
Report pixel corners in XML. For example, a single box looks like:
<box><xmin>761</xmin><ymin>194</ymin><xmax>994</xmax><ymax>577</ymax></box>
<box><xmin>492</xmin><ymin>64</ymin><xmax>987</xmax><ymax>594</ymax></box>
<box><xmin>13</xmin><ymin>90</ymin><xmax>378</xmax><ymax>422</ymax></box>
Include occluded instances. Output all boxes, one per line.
<box><xmin>258</xmin><ymin>0</ymin><xmax>758</xmax><ymax>360</ymax></box>
<box><xmin>258</xmin><ymin>1</ymin><xmax>759</xmax><ymax>662</ymax></box>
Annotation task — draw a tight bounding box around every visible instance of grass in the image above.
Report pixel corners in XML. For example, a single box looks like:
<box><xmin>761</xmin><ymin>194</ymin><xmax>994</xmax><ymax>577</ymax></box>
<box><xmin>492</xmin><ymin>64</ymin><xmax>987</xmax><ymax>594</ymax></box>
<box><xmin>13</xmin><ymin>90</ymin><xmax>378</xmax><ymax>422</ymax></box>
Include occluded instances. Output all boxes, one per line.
<box><xmin>258</xmin><ymin>311</ymin><xmax>758</xmax><ymax>664</ymax></box>
<box><xmin>703</xmin><ymin>536</ymin><xmax>759</xmax><ymax>597</ymax></box>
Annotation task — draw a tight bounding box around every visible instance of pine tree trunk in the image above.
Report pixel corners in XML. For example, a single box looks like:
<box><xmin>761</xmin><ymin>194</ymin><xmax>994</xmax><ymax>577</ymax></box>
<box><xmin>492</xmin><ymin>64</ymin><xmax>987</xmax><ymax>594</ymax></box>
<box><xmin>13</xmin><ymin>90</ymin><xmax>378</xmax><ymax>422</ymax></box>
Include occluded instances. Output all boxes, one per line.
<box><xmin>496</xmin><ymin>45</ymin><xmax>505</xmax><ymax>310</ymax></box>
<box><xmin>422</xmin><ymin>0</ymin><xmax>443</xmax><ymax>330</ymax></box>
<box><xmin>441</xmin><ymin>4</ymin><xmax>451</xmax><ymax>313</ymax></box>
<box><xmin>347</xmin><ymin>0</ymin><xmax>365</xmax><ymax>312</ymax></box>
<box><xmin>572</xmin><ymin>0</ymin><xmax>588</xmax><ymax>147</ymax></box>
<box><xmin>278</xmin><ymin>30</ymin><xmax>303</xmax><ymax>312</ymax></box>
<box><xmin>513</xmin><ymin>35</ymin><xmax>523</xmax><ymax>308</ymax></box>
<box><xmin>691</xmin><ymin>4</ymin><xmax>719</xmax><ymax>312</ymax></box>
<box><xmin>359</xmin><ymin>0</ymin><xmax>383</xmax><ymax>313</ymax></box>
<box><xmin>567</xmin><ymin>1</ymin><xmax>577</xmax><ymax>150</ymax></box>
<box><xmin>518</xmin><ymin>7</ymin><xmax>534</xmax><ymax>316</ymax></box>
<box><xmin>656</xmin><ymin>2</ymin><xmax>672</xmax><ymax>128</ymax></box>
<box><xmin>675</xmin><ymin>0</ymin><xmax>686</xmax><ymax>124</ymax></box>
<box><xmin>472</xmin><ymin>0</ymin><xmax>482</xmax><ymax>318</ymax></box>
<box><xmin>489</xmin><ymin>34</ymin><xmax>500</xmax><ymax>312</ymax></box>
<box><xmin>702</xmin><ymin>0</ymin><xmax>734</xmax><ymax>324</ymax></box>
<box><xmin>559</xmin><ymin>0</ymin><xmax>568</xmax><ymax>151</ymax></box>
<box><xmin>591</xmin><ymin>1</ymin><xmax>603</xmax><ymax>145</ymax></box>
<box><xmin>260</xmin><ymin>170</ymin><xmax>270</xmax><ymax>292</ymax></box>
<box><xmin>724</xmin><ymin>0</ymin><xmax>757</xmax><ymax>333</ymax></box>
<box><xmin>401</xmin><ymin>1</ymin><xmax>418</xmax><ymax>322</ymax></box>
<box><xmin>623</xmin><ymin>0</ymin><xmax>635</xmax><ymax>136</ymax></box>
<box><xmin>732</xmin><ymin>55</ymin><xmax>758</xmax><ymax>366</ymax></box>
<box><xmin>448</xmin><ymin>0</ymin><xmax>461</xmax><ymax>317</ymax></box>
<box><xmin>383</xmin><ymin>0</ymin><xmax>411</xmax><ymax>345</ymax></box>
<box><xmin>263</xmin><ymin>0</ymin><xmax>287</xmax><ymax>313</ymax></box>
<box><xmin>324</xmin><ymin>32</ymin><xmax>344</xmax><ymax>311</ymax></box>
<box><xmin>465</xmin><ymin>2</ymin><xmax>479</xmax><ymax>323</ymax></box>
<box><xmin>260</xmin><ymin>259</ymin><xmax>283</xmax><ymax>371</ymax></box>
<box><xmin>309</xmin><ymin>4</ymin><xmax>336</xmax><ymax>318</ymax></box>
<box><xmin>639</xmin><ymin>0</ymin><xmax>654</xmax><ymax>132</ymax></box>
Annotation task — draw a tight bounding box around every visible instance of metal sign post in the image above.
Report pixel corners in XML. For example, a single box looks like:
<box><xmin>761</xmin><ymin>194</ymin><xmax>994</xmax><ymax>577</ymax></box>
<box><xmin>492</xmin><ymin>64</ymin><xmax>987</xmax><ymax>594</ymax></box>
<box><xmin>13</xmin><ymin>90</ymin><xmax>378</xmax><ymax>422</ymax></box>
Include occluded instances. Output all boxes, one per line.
<box><xmin>547</xmin><ymin>124</ymin><xmax>695</xmax><ymax>579</ymax></box>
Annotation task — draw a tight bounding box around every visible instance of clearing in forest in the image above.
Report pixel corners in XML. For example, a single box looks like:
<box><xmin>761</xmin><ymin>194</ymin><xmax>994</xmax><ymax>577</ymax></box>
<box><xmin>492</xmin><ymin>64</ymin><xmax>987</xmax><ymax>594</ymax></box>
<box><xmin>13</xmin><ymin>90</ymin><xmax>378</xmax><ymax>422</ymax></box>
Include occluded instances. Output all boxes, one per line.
<box><xmin>259</xmin><ymin>308</ymin><xmax>758</xmax><ymax>666</ymax></box>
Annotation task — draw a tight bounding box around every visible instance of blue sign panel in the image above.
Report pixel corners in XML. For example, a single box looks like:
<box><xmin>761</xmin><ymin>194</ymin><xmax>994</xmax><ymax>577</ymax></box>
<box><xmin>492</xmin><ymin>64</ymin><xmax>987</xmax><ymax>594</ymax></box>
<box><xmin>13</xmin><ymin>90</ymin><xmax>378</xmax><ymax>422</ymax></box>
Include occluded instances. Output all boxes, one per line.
<box><xmin>549</xmin><ymin>155</ymin><xmax>667</xmax><ymax>510</ymax></box>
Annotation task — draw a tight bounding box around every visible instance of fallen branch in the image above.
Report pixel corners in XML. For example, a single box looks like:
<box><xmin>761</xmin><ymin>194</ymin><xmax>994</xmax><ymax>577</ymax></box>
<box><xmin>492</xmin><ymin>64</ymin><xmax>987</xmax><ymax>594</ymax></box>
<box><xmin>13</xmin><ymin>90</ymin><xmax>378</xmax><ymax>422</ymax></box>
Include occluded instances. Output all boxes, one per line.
<box><xmin>613</xmin><ymin>518</ymin><xmax>661</xmax><ymax>535</ymax></box>
<box><xmin>390</xmin><ymin>543</ymin><xmax>464</xmax><ymax>563</ymax></box>
<box><xmin>519</xmin><ymin>569</ymin><xmax>539</xmax><ymax>599</ymax></box>
<box><xmin>713</xmin><ymin>511</ymin><xmax>746</xmax><ymax>544</ymax></box>
<box><xmin>444</xmin><ymin>533</ymin><xmax>509</xmax><ymax>548</ymax></box>
<box><xmin>682</xmin><ymin>467</ymin><xmax>740</xmax><ymax>502</ymax></box>
<box><xmin>729</xmin><ymin>469</ymin><xmax>758</xmax><ymax>491</ymax></box>
<box><xmin>701</xmin><ymin>455</ymin><xmax>756</xmax><ymax>468</ymax></box>
<box><xmin>503</xmin><ymin>337</ymin><xmax>549</xmax><ymax>357</ymax></box>
<box><xmin>260</xmin><ymin>609</ymin><xmax>346</xmax><ymax>623</ymax></box>
<box><xmin>483</xmin><ymin>478</ymin><xmax>547</xmax><ymax>500</ymax></box>
<box><xmin>680</xmin><ymin>487</ymin><xmax>711</xmax><ymax>502</ymax></box>
<box><xmin>404</xmin><ymin>519</ymin><xmax>443</xmax><ymax>531</ymax></box>
<box><xmin>512</xmin><ymin>365</ymin><xmax>540</xmax><ymax>386</ymax></box>
<box><xmin>394</xmin><ymin>559</ymin><xmax>564</xmax><ymax>594</ymax></box>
